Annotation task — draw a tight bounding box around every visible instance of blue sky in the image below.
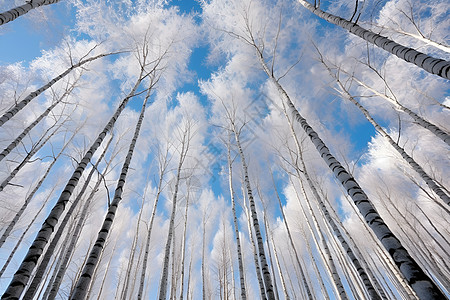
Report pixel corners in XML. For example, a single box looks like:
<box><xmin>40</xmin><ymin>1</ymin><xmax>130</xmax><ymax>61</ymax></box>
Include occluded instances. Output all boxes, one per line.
<box><xmin>1</xmin><ymin>1</ymin><xmax>448</xmax><ymax>299</ymax></box>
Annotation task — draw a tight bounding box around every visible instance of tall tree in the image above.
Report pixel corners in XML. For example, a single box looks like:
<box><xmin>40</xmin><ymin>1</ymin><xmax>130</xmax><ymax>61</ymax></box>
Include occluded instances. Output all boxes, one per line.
<box><xmin>1</xmin><ymin>58</ymin><xmax>146</xmax><ymax>300</ymax></box>
<box><xmin>70</xmin><ymin>73</ymin><xmax>153</xmax><ymax>300</ymax></box>
<box><xmin>0</xmin><ymin>50</ymin><xmax>119</xmax><ymax>127</ymax></box>
<box><xmin>225</xmin><ymin>102</ymin><xmax>275</xmax><ymax>300</ymax></box>
<box><xmin>159</xmin><ymin>121</ymin><xmax>192</xmax><ymax>300</ymax></box>
<box><xmin>225</xmin><ymin>132</ymin><xmax>247</xmax><ymax>300</ymax></box>
<box><xmin>315</xmin><ymin>50</ymin><xmax>450</xmax><ymax>204</ymax></box>
<box><xmin>296</xmin><ymin>0</ymin><xmax>450</xmax><ymax>79</ymax></box>
<box><xmin>218</xmin><ymin>3</ymin><xmax>446</xmax><ymax>297</ymax></box>
<box><xmin>137</xmin><ymin>144</ymin><xmax>171</xmax><ymax>299</ymax></box>
<box><xmin>0</xmin><ymin>0</ymin><xmax>60</xmax><ymax>26</ymax></box>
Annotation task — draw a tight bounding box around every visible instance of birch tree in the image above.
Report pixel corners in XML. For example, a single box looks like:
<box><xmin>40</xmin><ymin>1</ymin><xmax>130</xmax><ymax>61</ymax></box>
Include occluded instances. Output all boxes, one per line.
<box><xmin>0</xmin><ymin>0</ymin><xmax>60</xmax><ymax>26</ymax></box>
<box><xmin>224</xmin><ymin>102</ymin><xmax>275</xmax><ymax>300</ymax></box>
<box><xmin>23</xmin><ymin>133</ymin><xmax>114</xmax><ymax>299</ymax></box>
<box><xmin>225</xmin><ymin>132</ymin><xmax>247</xmax><ymax>300</ymax></box>
<box><xmin>314</xmin><ymin>49</ymin><xmax>450</xmax><ymax>205</ymax></box>
<box><xmin>46</xmin><ymin>134</ymin><xmax>114</xmax><ymax>300</ymax></box>
<box><xmin>137</xmin><ymin>144</ymin><xmax>171</xmax><ymax>299</ymax></box>
<box><xmin>1</xmin><ymin>56</ymin><xmax>145</xmax><ymax>300</ymax></box>
<box><xmin>296</xmin><ymin>0</ymin><xmax>450</xmax><ymax>79</ymax></box>
<box><xmin>159</xmin><ymin>121</ymin><xmax>193</xmax><ymax>300</ymax></box>
<box><xmin>0</xmin><ymin>49</ymin><xmax>119</xmax><ymax>127</ymax></box>
<box><xmin>70</xmin><ymin>74</ymin><xmax>153</xmax><ymax>300</ymax></box>
<box><xmin>212</xmin><ymin>2</ymin><xmax>446</xmax><ymax>297</ymax></box>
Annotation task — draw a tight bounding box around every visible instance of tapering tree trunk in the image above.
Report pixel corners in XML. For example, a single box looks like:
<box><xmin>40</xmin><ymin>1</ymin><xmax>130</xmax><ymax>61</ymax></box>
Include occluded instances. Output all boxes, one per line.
<box><xmin>1</xmin><ymin>68</ymin><xmax>143</xmax><ymax>299</ymax></box>
<box><xmin>0</xmin><ymin>184</ymin><xmax>56</xmax><ymax>278</ymax></box>
<box><xmin>0</xmin><ymin>116</ymin><xmax>66</xmax><ymax>192</ymax></box>
<box><xmin>22</xmin><ymin>140</ymin><xmax>115</xmax><ymax>299</ymax></box>
<box><xmin>270</xmin><ymin>171</ymin><xmax>313</xmax><ymax>299</ymax></box>
<box><xmin>226</xmin><ymin>133</ymin><xmax>247</xmax><ymax>300</ymax></box>
<box><xmin>0</xmin><ymin>79</ymin><xmax>79</xmax><ymax>162</ymax></box>
<box><xmin>201</xmin><ymin>214</ymin><xmax>208</xmax><ymax>300</ymax></box>
<box><xmin>231</xmin><ymin>123</ymin><xmax>275</xmax><ymax>300</ymax></box>
<box><xmin>262</xmin><ymin>210</ymin><xmax>283</xmax><ymax>300</ymax></box>
<box><xmin>349</xmin><ymin>75</ymin><xmax>450</xmax><ymax>146</ymax></box>
<box><xmin>325</xmin><ymin>63</ymin><xmax>450</xmax><ymax>204</ymax></box>
<box><xmin>242</xmin><ymin>184</ymin><xmax>266</xmax><ymax>300</ymax></box>
<box><xmin>0</xmin><ymin>0</ymin><xmax>60</xmax><ymax>26</ymax></box>
<box><xmin>159</xmin><ymin>127</ymin><xmax>190</xmax><ymax>300</ymax></box>
<box><xmin>46</xmin><ymin>134</ymin><xmax>114</xmax><ymax>300</ymax></box>
<box><xmin>137</xmin><ymin>146</ymin><xmax>170</xmax><ymax>299</ymax></box>
<box><xmin>297</xmin><ymin>0</ymin><xmax>450</xmax><ymax>79</ymax></box>
<box><xmin>179</xmin><ymin>185</ymin><xmax>191</xmax><ymax>300</ymax></box>
<box><xmin>280</xmin><ymin>98</ymin><xmax>382</xmax><ymax>300</ymax></box>
<box><xmin>289</xmin><ymin>177</ymin><xmax>341</xmax><ymax>299</ymax></box>
<box><xmin>256</xmin><ymin>48</ymin><xmax>444</xmax><ymax>299</ymax></box>
<box><xmin>0</xmin><ymin>52</ymin><xmax>117</xmax><ymax>127</ymax></box>
<box><xmin>121</xmin><ymin>196</ymin><xmax>146</xmax><ymax>299</ymax></box>
<box><xmin>70</xmin><ymin>83</ymin><xmax>150</xmax><ymax>300</ymax></box>
<box><xmin>0</xmin><ymin>129</ymin><xmax>77</xmax><ymax>249</ymax></box>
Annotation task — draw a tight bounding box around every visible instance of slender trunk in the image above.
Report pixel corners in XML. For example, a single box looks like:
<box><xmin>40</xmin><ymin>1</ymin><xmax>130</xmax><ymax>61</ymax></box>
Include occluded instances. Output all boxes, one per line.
<box><xmin>289</xmin><ymin>177</ymin><xmax>339</xmax><ymax>299</ymax></box>
<box><xmin>22</xmin><ymin>141</ymin><xmax>115</xmax><ymax>299</ymax></box>
<box><xmin>226</xmin><ymin>134</ymin><xmax>247</xmax><ymax>300</ymax></box>
<box><xmin>179</xmin><ymin>187</ymin><xmax>191</xmax><ymax>300</ymax></box>
<box><xmin>281</xmin><ymin>98</ymin><xmax>382</xmax><ymax>300</ymax></box>
<box><xmin>349</xmin><ymin>75</ymin><xmax>450</xmax><ymax>146</ymax></box>
<box><xmin>270</xmin><ymin>171</ymin><xmax>313</xmax><ymax>299</ymax></box>
<box><xmin>297</xmin><ymin>0</ymin><xmax>450</xmax><ymax>79</ymax></box>
<box><xmin>242</xmin><ymin>185</ymin><xmax>266</xmax><ymax>300</ymax></box>
<box><xmin>202</xmin><ymin>215</ymin><xmax>207</xmax><ymax>300</ymax></box>
<box><xmin>70</xmin><ymin>83</ymin><xmax>150</xmax><ymax>300</ymax></box>
<box><xmin>0</xmin><ymin>116</ymin><xmax>65</xmax><ymax>192</ymax></box>
<box><xmin>1</xmin><ymin>69</ymin><xmax>143</xmax><ymax>299</ymax></box>
<box><xmin>0</xmin><ymin>129</ymin><xmax>77</xmax><ymax>248</ymax></box>
<box><xmin>256</xmin><ymin>49</ymin><xmax>444</xmax><ymax>299</ymax></box>
<box><xmin>0</xmin><ymin>0</ymin><xmax>60</xmax><ymax>26</ymax></box>
<box><xmin>40</xmin><ymin>213</ymin><xmax>77</xmax><ymax>300</ymax></box>
<box><xmin>0</xmin><ymin>184</ymin><xmax>56</xmax><ymax>277</ymax></box>
<box><xmin>232</xmin><ymin>124</ymin><xmax>274</xmax><ymax>299</ymax></box>
<box><xmin>325</xmin><ymin>62</ymin><xmax>450</xmax><ymax>204</ymax></box>
<box><xmin>97</xmin><ymin>237</ymin><xmax>120</xmax><ymax>300</ymax></box>
<box><xmin>186</xmin><ymin>254</ymin><xmax>193</xmax><ymax>300</ymax></box>
<box><xmin>159</xmin><ymin>128</ymin><xmax>189</xmax><ymax>300</ymax></box>
<box><xmin>137</xmin><ymin>148</ymin><xmax>169</xmax><ymax>300</ymax></box>
<box><xmin>46</xmin><ymin>135</ymin><xmax>114</xmax><ymax>300</ymax></box>
<box><xmin>121</xmin><ymin>198</ymin><xmax>146</xmax><ymax>299</ymax></box>
<box><xmin>0</xmin><ymin>52</ymin><xmax>117</xmax><ymax>127</ymax></box>
<box><xmin>0</xmin><ymin>80</ymin><xmax>78</xmax><ymax>162</ymax></box>
<box><xmin>262</xmin><ymin>211</ymin><xmax>283</xmax><ymax>300</ymax></box>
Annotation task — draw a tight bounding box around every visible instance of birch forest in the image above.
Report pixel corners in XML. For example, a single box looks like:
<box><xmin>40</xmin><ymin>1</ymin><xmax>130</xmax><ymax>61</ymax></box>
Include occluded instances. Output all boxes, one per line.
<box><xmin>0</xmin><ymin>0</ymin><xmax>449</xmax><ymax>299</ymax></box>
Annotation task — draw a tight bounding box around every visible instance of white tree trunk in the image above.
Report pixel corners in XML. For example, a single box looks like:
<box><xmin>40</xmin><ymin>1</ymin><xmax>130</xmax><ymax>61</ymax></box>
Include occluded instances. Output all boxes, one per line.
<box><xmin>271</xmin><ymin>172</ymin><xmax>313</xmax><ymax>299</ymax></box>
<box><xmin>70</xmin><ymin>84</ymin><xmax>150</xmax><ymax>300</ymax></box>
<box><xmin>256</xmin><ymin>49</ymin><xmax>444</xmax><ymax>299</ymax></box>
<box><xmin>0</xmin><ymin>52</ymin><xmax>115</xmax><ymax>127</ymax></box>
<box><xmin>297</xmin><ymin>0</ymin><xmax>450</xmax><ymax>79</ymax></box>
<box><xmin>46</xmin><ymin>135</ymin><xmax>114</xmax><ymax>300</ymax></box>
<box><xmin>159</xmin><ymin>126</ymin><xmax>190</xmax><ymax>300</ymax></box>
<box><xmin>325</xmin><ymin>64</ymin><xmax>450</xmax><ymax>204</ymax></box>
<box><xmin>1</xmin><ymin>70</ymin><xmax>143</xmax><ymax>299</ymax></box>
<box><xmin>226</xmin><ymin>134</ymin><xmax>247</xmax><ymax>300</ymax></box>
<box><xmin>232</xmin><ymin>124</ymin><xmax>275</xmax><ymax>300</ymax></box>
<box><xmin>0</xmin><ymin>0</ymin><xmax>60</xmax><ymax>26</ymax></box>
<box><xmin>137</xmin><ymin>147</ymin><xmax>169</xmax><ymax>299</ymax></box>
<box><xmin>350</xmin><ymin>76</ymin><xmax>450</xmax><ymax>146</ymax></box>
